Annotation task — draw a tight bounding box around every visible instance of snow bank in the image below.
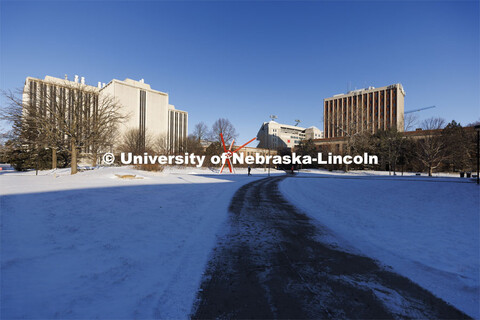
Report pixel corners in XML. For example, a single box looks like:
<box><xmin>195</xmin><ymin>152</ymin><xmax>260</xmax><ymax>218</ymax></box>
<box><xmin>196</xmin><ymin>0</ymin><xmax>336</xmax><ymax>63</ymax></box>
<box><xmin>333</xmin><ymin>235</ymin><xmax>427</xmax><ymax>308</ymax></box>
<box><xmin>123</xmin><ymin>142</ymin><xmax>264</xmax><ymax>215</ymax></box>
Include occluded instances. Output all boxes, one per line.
<box><xmin>279</xmin><ymin>172</ymin><xmax>479</xmax><ymax>318</ymax></box>
<box><xmin>1</xmin><ymin>166</ymin><xmax>283</xmax><ymax>319</ymax></box>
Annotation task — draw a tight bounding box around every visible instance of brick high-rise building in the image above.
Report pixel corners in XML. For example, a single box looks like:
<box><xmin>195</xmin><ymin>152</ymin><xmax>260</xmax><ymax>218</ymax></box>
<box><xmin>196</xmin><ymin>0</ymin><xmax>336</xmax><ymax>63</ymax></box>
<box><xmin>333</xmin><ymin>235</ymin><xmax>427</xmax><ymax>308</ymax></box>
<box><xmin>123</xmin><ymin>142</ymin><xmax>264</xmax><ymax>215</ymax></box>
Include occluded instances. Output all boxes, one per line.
<box><xmin>323</xmin><ymin>84</ymin><xmax>405</xmax><ymax>138</ymax></box>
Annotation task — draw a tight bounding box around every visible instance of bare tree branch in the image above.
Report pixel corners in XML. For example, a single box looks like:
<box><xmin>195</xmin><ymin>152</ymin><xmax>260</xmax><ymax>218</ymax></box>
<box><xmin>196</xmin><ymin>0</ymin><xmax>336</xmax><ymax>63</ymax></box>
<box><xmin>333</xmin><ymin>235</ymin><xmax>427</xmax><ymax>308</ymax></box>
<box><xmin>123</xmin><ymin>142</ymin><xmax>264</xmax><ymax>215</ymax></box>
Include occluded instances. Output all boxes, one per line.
<box><xmin>192</xmin><ymin>122</ymin><xmax>209</xmax><ymax>142</ymax></box>
<box><xmin>404</xmin><ymin>113</ymin><xmax>419</xmax><ymax>131</ymax></box>
<box><xmin>210</xmin><ymin>118</ymin><xmax>238</xmax><ymax>144</ymax></box>
<box><xmin>2</xmin><ymin>80</ymin><xmax>128</xmax><ymax>173</ymax></box>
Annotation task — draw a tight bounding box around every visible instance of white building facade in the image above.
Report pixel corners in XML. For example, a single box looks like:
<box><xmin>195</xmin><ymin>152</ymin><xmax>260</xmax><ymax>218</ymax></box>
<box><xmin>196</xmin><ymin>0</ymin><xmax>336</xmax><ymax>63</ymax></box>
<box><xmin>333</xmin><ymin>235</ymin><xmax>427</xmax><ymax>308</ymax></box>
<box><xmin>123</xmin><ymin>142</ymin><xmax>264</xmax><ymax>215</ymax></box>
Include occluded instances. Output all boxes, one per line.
<box><xmin>23</xmin><ymin>75</ymin><xmax>188</xmax><ymax>153</ymax></box>
<box><xmin>100</xmin><ymin>78</ymin><xmax>188</xmax><ymax>152</ymax></box>
<box><xmin>256</xmin><ymin>121</ymin><xmax>323</xmax><ymax>149</ymax></box>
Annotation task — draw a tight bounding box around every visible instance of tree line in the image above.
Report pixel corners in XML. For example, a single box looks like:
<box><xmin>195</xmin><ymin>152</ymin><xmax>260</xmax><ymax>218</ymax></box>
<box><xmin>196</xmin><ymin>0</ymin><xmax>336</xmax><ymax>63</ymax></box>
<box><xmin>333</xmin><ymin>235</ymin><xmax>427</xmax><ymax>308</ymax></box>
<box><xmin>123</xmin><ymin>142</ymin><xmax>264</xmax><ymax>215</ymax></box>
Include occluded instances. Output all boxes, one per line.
<box><xmin>295</xmin><ymin>117</ymin><xmax>479</xmax><ymax>176</ymax></box>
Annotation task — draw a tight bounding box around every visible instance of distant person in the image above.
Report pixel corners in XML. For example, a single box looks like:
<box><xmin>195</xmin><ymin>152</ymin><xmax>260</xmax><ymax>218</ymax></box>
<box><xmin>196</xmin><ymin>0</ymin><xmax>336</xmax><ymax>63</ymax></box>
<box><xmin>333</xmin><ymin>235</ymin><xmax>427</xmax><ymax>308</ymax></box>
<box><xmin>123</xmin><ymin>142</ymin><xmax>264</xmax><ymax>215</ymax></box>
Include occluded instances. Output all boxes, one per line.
<box><xmin>248</xmin><ymin>166</ymin><xmax>251</xmax><ymax>176</ymax></box>
<box><xmin>291</xmin><ymin>165</ymin><xmax>294</xmax><ymax>174</ymax></box>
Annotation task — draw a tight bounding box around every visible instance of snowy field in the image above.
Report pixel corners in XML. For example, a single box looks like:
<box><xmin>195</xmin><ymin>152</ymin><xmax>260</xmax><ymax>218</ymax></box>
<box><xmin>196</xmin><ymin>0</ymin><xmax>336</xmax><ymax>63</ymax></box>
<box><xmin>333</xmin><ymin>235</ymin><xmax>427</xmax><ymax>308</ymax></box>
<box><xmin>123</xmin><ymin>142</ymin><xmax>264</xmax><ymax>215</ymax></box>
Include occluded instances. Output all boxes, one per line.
<box><xmin>280</xmin><ymin>170</ymin><xmax>480</xmax><ymax>319</ymax></box>
<box><xmin>0</xmin><ymin>165</ymin><xmax>283</xmax><ymax>319</ymax></box>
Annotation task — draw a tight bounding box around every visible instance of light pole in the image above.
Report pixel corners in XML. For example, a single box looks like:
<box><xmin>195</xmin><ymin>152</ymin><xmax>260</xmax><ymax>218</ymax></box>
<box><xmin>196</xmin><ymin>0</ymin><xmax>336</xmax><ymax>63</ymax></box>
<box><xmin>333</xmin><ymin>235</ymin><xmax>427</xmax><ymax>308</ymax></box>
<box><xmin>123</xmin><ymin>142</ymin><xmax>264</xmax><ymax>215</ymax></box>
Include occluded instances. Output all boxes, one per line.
<box><xmin>268</xmin><ymin>115</ymin><xmax>277</xmax><ymax>176</ymax></box>
<box><xmin>268</xmin><ymin>136</ymin><xmax>270</xmax><ymax>176</ymax></box>
<box><xmin>264</xmin><ymin>124</ymin><xmax>268</xmax><ymax>173</ymax></box>
<box><xmin>475</xmin><ymin>125</ymin><xmax>480</xmax><ymax>185</ymax></box>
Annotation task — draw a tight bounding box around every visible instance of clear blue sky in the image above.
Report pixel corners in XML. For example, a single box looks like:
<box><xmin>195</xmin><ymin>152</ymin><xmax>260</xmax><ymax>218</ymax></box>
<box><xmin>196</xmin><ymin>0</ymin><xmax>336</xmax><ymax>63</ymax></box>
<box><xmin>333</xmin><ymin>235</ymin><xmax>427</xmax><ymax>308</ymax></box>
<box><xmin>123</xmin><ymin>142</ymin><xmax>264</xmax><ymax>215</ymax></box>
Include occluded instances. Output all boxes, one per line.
<box><xmin>1</xmin><ymin>0</ymin><xmax>479</xmax><ymax>142</ymax></box>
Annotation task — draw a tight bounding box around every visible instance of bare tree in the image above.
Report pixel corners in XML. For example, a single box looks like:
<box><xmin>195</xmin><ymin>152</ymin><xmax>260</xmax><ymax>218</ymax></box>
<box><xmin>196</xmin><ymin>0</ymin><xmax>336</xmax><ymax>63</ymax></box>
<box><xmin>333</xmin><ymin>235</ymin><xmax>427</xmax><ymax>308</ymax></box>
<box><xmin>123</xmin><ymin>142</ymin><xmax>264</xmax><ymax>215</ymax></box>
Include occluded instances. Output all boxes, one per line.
<box><xmin>0</xmin><ymin>90</ymin><xmax>24</xmax><ymax>137</ymax></box>
<box><xmin>119</xmin><ymin>128</ymin><xmax>154</xmax><ymax>155</ymax></box>
<box><xmin>416</xmin><ymin>135</ymin><xmax>445</xmax><ymax>176</ymax></box>
<box><xmin>1</xmin><ymin>88</ymin><xmax>54</xmax><ymax>172</ymax></box>
<box><xmin>404</xmin><ymin>113</ymin><xmax>419</xmax><ymax>131</ymax></box>
<box><xmin>2</xmin><ymin>81</ymin><xmax>127</xmax><ymax>174</ymax></box>
<box><xmin>466</xmin><ymin>119</ymin><xmax>480</xmax><ymax>127</ymax></box>
<box><xmin>41</xmin><ymin>82</ymin><xmax>126</xmax><ymax>173</ymax></box>
<box><xmin>421</xmin><ymin>117</ymin><xmax>445</xmax><ymax>130</ymax></box>
<box><xmin>0</xmin><ymin>129</ymin><xmax>14</xmax><ymax>163</ymax></box>
<box><xmin>415</xmin><ymin>117</ymin><xmax>447</xmax><ymax>176</ymax></box>
<box><xmin>210</xmin><ymin>118</ymin><xmax>238</xmax><ymax>144</ymax></box>
<box><xmin>153</xmin><ymin>133</ymin><xmax>173</xmax><ymax>155</ymax></box>
<box><xmin>324</xmin><ymin>117</ymin><xmax>375</xmax><ymax>171</ymax></box>
<box><xmin>186</xmin><ymin>135</ymin><xmax>204</xmax><ymax>155</ymax></box>
<box><xmin>192</xmin><ymin>122</ymin><xmax>209</xmax><ymax>142</ymax></box>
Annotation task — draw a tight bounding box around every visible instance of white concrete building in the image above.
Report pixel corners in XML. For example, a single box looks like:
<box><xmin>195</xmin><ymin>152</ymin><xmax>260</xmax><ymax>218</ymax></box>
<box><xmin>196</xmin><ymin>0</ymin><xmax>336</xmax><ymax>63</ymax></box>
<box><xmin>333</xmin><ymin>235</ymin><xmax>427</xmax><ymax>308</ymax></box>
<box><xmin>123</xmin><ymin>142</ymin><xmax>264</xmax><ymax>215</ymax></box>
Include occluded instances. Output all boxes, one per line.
<box><xmin>256</xmin><ymin>121</ymin><xmax>323</xmax><ymax>149</ymax></box>
<box><xmin>304</xmin><ymin>126</ymin><xmax>323</xmax><ymax>140</ymax></box>
<box><xmin>23</xmin><ymin>75</ymin><xmax>188</xmax><ymax>153</ymax></box>
<box><xmin>22</xmin><ymin>75</ymin><xmax>100</xmax><ymax>154</ymax></box>
<box><xmin>101</xmin><ymin>78</ymin><xmax>188</xmax><ymax>152</ymax></box>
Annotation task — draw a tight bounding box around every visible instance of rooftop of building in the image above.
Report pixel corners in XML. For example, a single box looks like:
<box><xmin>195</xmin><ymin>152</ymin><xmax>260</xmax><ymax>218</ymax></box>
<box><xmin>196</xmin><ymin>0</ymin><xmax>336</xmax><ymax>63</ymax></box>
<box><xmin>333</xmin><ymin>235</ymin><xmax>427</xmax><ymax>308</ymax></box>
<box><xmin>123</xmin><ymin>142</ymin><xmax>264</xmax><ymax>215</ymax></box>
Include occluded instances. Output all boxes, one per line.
<box><xmin>101</xmin><ymin>78</ymin><xmax>168</xmax><ymax>96</ymax></box>
<box><xmin>25</xmin><ymin>75</ymin><xmax>99</xmax><ymax>91</ymax></box>
<box><xmin>25</xmin><ymin>75</ymin><xmax>170</xmax><ymax>97</ymax></box>
<box><xmin>263</xmin><ymin>120</ymin><xmax>306</xmax><ymax>131</ymax></box>
<box><xmin>262</xmin><ymin>121</ymin><xmax>322</xmax><ymax>133</ymax></box>
<box><xmin>325</xmin><ymin>83</ymin><xmax>405</xmax><ymax>100</ymax></box>
<box><xmin>312</xmin><ymin>126</ymin><xmax>477</xmax><ymax>143</ymax></box>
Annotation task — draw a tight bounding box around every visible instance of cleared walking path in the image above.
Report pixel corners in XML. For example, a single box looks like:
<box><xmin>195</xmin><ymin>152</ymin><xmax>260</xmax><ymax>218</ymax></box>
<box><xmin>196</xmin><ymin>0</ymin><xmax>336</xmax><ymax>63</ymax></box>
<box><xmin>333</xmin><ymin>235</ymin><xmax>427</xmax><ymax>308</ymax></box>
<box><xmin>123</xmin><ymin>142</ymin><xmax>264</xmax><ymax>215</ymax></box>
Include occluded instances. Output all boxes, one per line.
<box><xmin>192</xmin><ymin>176</ymin><xmax>468</xmax><ymax>319</ymax></box>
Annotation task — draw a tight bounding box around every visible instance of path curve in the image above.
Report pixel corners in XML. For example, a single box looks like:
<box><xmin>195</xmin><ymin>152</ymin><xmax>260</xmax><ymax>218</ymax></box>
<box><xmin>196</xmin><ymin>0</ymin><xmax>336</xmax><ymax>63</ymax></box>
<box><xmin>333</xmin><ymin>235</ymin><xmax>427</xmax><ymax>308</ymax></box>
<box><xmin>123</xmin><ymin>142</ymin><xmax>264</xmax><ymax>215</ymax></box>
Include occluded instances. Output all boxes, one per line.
<box><xmin>192</xmin><ymin>176</ymin><xmax>468</xmax><ymax>319</ymax></box>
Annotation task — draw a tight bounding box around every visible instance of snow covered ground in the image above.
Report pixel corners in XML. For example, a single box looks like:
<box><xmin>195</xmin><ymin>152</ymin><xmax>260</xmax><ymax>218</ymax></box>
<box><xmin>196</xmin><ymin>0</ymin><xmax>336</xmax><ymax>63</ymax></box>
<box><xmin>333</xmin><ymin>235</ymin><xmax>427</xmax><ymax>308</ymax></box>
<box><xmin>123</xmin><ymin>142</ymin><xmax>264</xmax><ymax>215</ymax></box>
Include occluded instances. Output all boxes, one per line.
<box><xmin>1</xmin><ymin>165</ymin><xmax>283</xmax><ymax>319</ymax></box>
<box><xmin>279</xmin><ymin>170</ymin><xmax>480</xmax><ymax>319</ymax></box>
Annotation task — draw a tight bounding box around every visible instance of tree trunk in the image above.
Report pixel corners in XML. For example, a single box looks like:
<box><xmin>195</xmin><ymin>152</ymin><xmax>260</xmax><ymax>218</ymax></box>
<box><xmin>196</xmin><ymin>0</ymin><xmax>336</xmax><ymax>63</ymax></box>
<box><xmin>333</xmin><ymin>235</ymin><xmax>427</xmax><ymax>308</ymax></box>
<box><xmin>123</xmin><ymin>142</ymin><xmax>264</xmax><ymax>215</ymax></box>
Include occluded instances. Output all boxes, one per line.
<box><xmin>428</xmin><ymin>166</ymin><xmax>433</xmax><ymax>177</ymax></box>
<box><xmin>35</xmin><ymin>148</ymin><xmax>39</xmax><ymax>176</ymax></box>
<box><xmin>71</xmin><ymin>138</ymin><xmax>77</xmax><ymax>175</ymax></box>
<box><xmin>91</xmin><ymin>148</ymin><xmax>97</xmax><ymax>167</ymax></box>
<box><xmin>52</xmin><ymin>147</ymin><xmax>57</xmax><ymax>169</ymax></box>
